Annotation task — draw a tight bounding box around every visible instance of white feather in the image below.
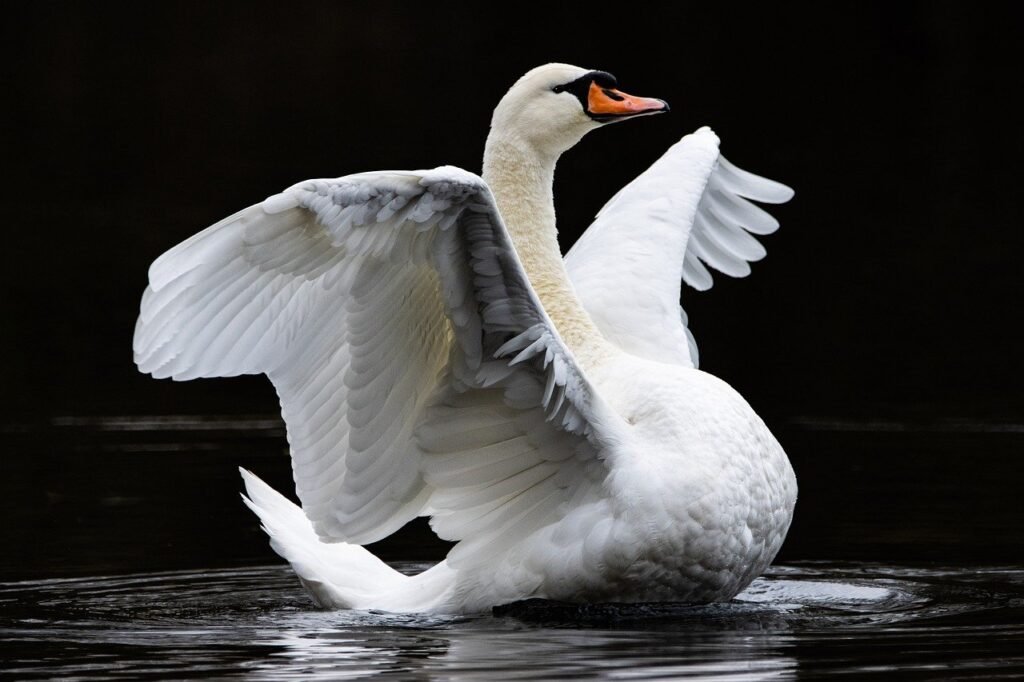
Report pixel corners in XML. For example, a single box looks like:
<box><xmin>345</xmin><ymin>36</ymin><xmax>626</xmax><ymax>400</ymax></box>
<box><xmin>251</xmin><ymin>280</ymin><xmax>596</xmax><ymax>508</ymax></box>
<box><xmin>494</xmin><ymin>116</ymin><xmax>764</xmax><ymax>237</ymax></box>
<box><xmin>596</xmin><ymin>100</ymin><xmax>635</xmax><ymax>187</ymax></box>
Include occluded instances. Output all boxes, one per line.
<box><xmin>565</xmin><ymin>127</ymin><xmax>793</xmax><ymax>368</ymax></box>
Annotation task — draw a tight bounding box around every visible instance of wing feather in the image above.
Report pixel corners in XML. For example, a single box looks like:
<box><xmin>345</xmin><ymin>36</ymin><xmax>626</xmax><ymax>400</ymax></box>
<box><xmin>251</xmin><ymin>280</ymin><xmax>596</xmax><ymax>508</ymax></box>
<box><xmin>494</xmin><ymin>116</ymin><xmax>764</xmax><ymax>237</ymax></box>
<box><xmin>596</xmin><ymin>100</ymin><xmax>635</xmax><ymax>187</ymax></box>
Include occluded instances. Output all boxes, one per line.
<box><xmin>565</xmin><ymin>127</ymin><xmax>793</xmax><ymax>367</ymax></box>
<box><xmin>135</xmin><ymin>165</ymin><xmax>626</xmax><ymax>555</ymax></box>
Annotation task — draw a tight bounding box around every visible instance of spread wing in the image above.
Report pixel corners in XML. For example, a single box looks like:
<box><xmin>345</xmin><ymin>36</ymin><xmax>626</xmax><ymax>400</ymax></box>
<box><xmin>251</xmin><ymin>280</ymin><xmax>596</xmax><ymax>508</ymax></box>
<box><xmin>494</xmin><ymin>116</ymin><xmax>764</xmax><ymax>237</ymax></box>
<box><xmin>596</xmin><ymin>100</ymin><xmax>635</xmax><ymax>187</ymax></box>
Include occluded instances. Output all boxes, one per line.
<box><xmin>564</xmin><ymin>127</ymin><xmax>794</xmax><ymax>367</ymax></box>
<box><xmin>134</xmin><ymin>167</ymin><xmax>628</xmax><ymax>551</ymax></box>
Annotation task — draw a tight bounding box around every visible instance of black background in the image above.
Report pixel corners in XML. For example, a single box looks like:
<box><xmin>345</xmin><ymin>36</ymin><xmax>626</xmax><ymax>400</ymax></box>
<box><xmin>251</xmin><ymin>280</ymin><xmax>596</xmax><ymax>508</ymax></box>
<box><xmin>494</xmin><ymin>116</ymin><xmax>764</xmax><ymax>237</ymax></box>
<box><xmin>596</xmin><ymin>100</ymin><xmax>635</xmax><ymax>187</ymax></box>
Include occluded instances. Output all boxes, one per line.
<box><xmin>2</xmin><ymin>3</ymin><xmax>1023</xmax><ymax>577</ymax></box>
<box><xmin>5</xmin><ymin>1</ymin><xmax>1022</xmax><ymax>419</ymax></box>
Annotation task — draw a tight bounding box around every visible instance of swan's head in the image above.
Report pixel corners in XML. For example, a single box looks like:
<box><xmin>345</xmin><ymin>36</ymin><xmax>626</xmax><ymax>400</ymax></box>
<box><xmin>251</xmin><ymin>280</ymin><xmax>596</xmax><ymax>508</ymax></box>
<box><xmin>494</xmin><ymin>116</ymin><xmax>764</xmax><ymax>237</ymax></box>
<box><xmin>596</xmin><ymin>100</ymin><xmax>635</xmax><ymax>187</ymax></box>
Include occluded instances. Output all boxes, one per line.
<box><xmin>490</xmin><ymin>63</ymin><xmax>669</xmax><ymax>156</ymax></box>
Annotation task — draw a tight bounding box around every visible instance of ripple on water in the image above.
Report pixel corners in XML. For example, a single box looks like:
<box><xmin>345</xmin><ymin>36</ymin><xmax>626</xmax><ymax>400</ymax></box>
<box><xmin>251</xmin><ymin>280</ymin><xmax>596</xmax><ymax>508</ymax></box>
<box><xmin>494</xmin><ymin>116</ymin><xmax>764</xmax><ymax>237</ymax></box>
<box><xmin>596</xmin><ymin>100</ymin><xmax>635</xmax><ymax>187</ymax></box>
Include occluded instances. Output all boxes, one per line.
<box><xmin>2</xmin><ymin>563</ymin><xmax>1023</xmax><ymax>680</ymax></box>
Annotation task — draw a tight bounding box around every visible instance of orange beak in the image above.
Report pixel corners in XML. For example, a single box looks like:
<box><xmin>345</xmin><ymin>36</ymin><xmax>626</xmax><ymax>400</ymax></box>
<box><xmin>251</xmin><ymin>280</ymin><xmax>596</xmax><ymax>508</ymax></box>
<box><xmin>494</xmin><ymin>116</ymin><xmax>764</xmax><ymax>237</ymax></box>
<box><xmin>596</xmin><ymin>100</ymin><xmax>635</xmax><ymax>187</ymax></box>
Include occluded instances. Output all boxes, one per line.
<box><xmin>587</xmin><ymin>81</ymin><xmax>669</xmax><ymax>121</ymax></box>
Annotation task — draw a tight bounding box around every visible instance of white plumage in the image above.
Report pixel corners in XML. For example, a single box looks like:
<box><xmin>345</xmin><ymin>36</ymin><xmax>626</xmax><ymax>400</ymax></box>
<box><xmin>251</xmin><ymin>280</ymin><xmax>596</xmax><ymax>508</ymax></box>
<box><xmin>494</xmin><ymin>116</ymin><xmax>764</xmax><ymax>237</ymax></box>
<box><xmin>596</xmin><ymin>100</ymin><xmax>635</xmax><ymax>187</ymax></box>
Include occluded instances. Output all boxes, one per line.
<box><xmin>134</xmin><ymin>64</ymin><xmax>797</xmax><ymax>614</ymax></box>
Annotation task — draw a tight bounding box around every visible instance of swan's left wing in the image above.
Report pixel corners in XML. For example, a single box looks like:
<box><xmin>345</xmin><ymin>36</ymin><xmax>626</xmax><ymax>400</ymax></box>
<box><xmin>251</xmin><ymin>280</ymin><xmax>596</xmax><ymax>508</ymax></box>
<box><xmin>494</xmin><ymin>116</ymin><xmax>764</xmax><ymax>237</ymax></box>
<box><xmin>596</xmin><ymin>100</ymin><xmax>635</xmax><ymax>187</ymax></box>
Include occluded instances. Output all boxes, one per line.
<box><xmin>135</xmin><ymin>165</ymin><xmax>630</xmax><ymax>569</ymax></box>
<box><xmin>564</xmin><ymin>127</ymin><xmax>793</xmax><ymax>367</ymax></box>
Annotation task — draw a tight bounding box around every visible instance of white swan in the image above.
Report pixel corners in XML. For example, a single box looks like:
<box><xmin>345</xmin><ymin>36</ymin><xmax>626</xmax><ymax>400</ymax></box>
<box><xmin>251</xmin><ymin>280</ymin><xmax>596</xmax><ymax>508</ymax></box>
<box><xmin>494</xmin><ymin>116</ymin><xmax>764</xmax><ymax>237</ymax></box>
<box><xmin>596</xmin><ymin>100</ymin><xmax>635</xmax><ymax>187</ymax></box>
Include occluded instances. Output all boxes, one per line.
<box><xmin>133</xmin><ymin>63</ymin><xmax>797</xmax><ymax>614</ymax></box>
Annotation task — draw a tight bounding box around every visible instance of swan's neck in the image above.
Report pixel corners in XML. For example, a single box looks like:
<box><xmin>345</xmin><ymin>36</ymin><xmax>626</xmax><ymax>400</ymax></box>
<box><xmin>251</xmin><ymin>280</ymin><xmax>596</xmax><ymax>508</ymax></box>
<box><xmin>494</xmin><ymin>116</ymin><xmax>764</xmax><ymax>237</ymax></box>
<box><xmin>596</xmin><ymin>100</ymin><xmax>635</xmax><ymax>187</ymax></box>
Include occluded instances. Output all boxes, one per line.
<box><xmin>482</xmin><ymin>134</ymin><xmax>609</xmax><ymax>367</ymax></box>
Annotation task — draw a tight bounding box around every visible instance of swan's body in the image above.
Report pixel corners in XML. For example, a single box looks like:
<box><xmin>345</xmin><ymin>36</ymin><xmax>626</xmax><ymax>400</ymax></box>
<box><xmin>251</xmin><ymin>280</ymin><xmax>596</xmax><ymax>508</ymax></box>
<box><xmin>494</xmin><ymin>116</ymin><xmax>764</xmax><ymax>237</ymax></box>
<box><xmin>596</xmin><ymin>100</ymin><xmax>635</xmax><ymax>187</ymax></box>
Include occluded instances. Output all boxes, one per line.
<box><xmin>134</xmin><ymin>64</ymin><xmax>797</xmax><ymax>614</ymax></box>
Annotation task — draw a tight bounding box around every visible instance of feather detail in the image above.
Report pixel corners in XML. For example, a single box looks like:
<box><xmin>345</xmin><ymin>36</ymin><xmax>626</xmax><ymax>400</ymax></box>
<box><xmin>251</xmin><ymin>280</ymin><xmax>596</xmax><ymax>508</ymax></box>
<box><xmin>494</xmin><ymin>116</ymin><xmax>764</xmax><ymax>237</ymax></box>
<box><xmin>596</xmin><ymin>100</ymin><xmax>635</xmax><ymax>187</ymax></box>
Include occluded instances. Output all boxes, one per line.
<box><xmin>135</xmin><ymin>165</ymin><xmax>625</xmax><ymax>550</ymax></box>
<box><xmin>566</xmin><ymin>127</ymin><xmax>793</xmax><ymax>369</ymax></box>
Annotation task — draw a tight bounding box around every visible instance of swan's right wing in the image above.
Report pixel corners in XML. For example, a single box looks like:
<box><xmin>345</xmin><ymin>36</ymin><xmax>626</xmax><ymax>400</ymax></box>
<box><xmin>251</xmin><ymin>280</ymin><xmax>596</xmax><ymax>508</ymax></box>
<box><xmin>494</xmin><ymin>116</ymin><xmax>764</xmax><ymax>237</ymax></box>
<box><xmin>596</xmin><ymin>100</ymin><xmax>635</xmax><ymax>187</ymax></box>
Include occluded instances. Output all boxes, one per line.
<box><xmin>565</xmin><ymin>127</ymin><xmax>793</xmax><ymax>367</ymax></box>
<box><xmin>135</xmin><ymin>167</ymin><xmax>629</xmax><ymax>560</ymax></box>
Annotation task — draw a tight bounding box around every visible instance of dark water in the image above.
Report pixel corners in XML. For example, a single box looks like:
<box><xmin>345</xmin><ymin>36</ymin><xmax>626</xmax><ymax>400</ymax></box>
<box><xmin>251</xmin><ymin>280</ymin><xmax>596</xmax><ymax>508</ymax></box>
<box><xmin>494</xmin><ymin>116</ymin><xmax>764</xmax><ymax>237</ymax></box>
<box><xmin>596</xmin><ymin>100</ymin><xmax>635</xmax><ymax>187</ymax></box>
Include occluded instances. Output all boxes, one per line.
<box><xmin>2</xmin><ymin>414</ymin><xmax>1023</xmax><ymax>678</ymax></box>
<box><xmin>3</xmin><ymin>564</ymin><xmax>1023</xmax><ymax>679</ymax></box>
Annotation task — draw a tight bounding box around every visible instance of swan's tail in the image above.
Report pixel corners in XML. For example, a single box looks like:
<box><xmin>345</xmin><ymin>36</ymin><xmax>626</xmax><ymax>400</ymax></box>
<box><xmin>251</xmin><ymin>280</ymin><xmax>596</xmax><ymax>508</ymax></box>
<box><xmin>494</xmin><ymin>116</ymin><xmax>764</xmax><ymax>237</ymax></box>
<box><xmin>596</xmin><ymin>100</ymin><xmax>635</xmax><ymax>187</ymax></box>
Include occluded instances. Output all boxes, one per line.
<box><xmin>240</xmin><ymin>468</ymin><xmax>409</xmax><ymax>609</ymax></box>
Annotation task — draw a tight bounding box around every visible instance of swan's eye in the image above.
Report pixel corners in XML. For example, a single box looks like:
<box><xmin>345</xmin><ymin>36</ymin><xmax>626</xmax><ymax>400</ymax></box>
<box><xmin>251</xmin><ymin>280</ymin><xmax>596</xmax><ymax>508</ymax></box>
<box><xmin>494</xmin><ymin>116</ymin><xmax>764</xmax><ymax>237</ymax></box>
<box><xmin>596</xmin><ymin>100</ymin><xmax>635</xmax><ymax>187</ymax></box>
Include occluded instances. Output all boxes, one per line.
<box><xmin>552</xmin><ymin>83</ymin><xmax>567</xmax><ymax>94</ymax></box>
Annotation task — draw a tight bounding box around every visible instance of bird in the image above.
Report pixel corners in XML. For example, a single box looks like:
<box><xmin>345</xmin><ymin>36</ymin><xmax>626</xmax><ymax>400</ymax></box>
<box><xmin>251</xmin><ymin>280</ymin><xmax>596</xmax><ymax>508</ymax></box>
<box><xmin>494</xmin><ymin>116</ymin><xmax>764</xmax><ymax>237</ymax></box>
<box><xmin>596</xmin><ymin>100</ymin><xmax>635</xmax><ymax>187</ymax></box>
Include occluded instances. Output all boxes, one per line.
<box><xmin>133</xmin><ymin>63</ymin><xmax>797</xmax><ymax>614</ymax></box>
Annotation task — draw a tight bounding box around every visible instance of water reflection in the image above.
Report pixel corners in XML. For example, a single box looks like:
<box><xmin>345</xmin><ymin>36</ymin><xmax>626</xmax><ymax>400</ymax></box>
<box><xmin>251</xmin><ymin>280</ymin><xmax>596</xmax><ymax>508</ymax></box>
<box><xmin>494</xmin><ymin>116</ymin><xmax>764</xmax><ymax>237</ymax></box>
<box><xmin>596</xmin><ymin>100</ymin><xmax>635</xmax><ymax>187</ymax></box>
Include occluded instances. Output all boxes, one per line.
<box><xmin>3</xmin><ymin>564</ymin><xmax>1023</xmax><ymax>680</ymax></box>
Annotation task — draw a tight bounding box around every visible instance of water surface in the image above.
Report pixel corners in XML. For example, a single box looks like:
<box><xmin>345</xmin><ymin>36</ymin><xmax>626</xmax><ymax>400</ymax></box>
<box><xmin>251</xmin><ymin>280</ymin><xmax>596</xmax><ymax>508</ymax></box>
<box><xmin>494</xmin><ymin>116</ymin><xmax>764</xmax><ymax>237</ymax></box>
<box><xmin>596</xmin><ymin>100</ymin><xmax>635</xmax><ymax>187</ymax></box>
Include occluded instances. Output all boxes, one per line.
<box><xmin>2</xmin><ymin>414</ymin><xmax>1023</xmax><ymax>678</ymax></box>
<box><xmin>3</xmin><ymin>563</ymin><xmax>1023</xmax><ymax>679</ymax></box>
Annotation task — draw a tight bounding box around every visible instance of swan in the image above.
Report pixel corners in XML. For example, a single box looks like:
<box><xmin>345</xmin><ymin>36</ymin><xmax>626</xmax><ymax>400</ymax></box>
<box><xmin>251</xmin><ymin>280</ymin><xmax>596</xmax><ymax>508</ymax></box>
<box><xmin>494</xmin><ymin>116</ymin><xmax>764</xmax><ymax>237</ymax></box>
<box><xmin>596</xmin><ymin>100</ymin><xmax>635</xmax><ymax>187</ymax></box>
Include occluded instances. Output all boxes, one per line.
<box><xmin>133</xmin><ymin>63</ymin><xmax>797</xmax><ymax>614</ymax></box>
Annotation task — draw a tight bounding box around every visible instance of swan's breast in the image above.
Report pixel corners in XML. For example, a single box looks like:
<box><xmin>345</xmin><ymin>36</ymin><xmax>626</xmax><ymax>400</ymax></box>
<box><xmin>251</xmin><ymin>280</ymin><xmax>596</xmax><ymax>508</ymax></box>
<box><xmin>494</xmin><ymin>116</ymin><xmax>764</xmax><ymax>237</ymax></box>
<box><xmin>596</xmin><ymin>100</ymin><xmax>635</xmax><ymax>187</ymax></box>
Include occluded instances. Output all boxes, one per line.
<box><xmin>590</xmin><ymin>358</ymin><xmax>798</xmax><ymax>601</ymax></box>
